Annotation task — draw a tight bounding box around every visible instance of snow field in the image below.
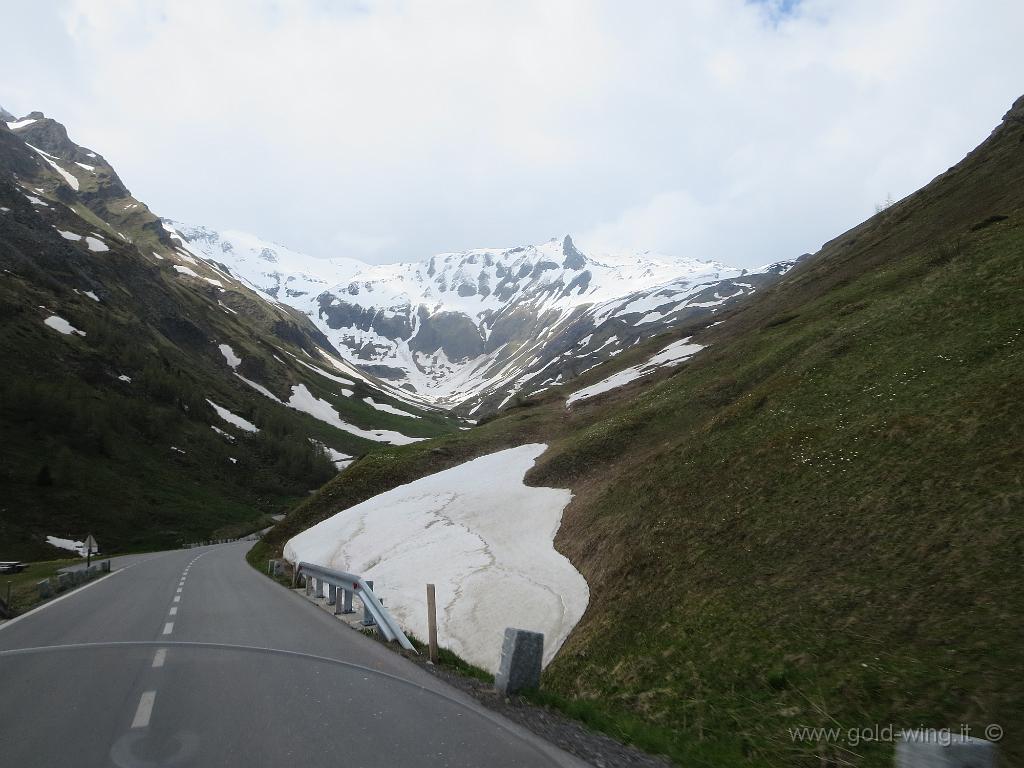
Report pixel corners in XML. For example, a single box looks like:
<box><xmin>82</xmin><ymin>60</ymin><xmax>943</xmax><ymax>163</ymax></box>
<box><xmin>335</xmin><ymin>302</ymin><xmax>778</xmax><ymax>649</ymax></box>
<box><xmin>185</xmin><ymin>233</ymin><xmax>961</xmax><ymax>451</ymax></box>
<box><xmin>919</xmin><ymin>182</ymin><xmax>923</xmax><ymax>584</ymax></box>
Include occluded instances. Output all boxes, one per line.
<box><xmin>284</xmin><ymin>444</ymin><xmax>589</xmax><ymax>672</ymax></box>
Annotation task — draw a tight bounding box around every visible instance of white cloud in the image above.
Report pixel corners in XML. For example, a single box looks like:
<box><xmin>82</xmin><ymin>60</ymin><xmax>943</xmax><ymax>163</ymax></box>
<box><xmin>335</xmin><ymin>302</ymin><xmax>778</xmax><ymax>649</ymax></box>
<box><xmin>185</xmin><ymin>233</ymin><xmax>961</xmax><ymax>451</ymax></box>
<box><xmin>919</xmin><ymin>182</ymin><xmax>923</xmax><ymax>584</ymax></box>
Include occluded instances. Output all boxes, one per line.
<box><xmin>2</xmin><ymin>0</ymin><xmax>1023</xmax><ymax>268</ymax></box>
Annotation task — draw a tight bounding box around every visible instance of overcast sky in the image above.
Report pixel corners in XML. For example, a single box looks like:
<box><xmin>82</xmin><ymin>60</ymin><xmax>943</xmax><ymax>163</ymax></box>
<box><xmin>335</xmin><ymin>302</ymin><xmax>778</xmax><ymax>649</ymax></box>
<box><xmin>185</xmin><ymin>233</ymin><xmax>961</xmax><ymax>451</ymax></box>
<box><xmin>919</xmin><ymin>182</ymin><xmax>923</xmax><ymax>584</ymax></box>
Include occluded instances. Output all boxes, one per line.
<box><xmin>2</xmin><ymin>1</ymin><xmax>1023</xmax><ymax>267</ymax></box>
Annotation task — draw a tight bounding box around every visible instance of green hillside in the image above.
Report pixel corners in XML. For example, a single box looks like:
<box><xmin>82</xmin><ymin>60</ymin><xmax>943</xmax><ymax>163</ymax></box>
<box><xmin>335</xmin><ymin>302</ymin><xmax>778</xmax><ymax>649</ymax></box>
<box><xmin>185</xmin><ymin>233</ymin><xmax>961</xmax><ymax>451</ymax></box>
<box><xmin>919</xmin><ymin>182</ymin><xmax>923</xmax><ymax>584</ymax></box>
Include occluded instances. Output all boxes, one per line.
<box><xmin>0</xmin><ymin>117</ymin><xmax>457</xmax><ymax>561</ymax></box>
<box><xmin>266</xmin><ymin>95</ymin><xmax>1024</xmax><ymax>765</ymax></box>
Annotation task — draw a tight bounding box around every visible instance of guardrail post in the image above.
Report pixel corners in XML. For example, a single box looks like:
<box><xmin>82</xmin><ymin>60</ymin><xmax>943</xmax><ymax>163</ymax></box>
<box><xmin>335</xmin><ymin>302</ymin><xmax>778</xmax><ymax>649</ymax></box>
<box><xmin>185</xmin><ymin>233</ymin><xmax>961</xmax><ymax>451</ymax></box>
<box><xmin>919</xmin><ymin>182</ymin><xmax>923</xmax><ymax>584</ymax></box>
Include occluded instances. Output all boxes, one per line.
<box><xmin>361</xmin><ymin>580</ymin><xmax>376</xmax><ymax>626</ymax></box>
<box><xmin>341</xmin><ymin>586</ymin><xmax>354</xmax><ymax>614</ymax></box>
<box><xmin>293</xmin><ymin>563</ymin><xmax>416</xmax><ymax>651</ymax></box>
<box><xmin>327</xmin><ymin>583</ymin><xmax>337</xmax><ymax>606</ymax></box>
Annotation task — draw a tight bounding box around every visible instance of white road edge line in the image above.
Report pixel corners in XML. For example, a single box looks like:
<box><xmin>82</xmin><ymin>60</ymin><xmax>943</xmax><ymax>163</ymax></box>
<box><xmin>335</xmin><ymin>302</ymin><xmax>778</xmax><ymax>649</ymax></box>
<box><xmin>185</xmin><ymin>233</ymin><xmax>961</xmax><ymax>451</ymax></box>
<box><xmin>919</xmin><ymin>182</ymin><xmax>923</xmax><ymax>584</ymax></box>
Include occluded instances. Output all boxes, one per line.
<box><xmin>0</xmin><ymin>569</ymin><xmax>124</xmax><ymax>633</ymax></box>
<box><xmin>131</xmin><ymin>691</ymin><xmax>157</xmax><ymax>729</ymax></box>
<box><xmin>152</xmin><ymin>648</ymin><xmax>167</xmax><ymax>668</ymax></box>
<box><xmin>162</xmin><ymin>622</ymin><xmax>174</xmax><ymax>635</ymax></box>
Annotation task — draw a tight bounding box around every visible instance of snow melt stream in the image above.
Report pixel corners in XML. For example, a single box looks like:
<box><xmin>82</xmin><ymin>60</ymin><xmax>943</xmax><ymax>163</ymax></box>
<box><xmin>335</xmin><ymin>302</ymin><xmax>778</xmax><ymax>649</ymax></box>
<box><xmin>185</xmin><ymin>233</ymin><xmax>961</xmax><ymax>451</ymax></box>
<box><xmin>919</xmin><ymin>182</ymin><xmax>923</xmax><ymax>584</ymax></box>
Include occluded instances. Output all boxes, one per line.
<box><xmin>284</xmin><ymin>444</ymin><xmax>589</xmax><ymax>671</ymax></box>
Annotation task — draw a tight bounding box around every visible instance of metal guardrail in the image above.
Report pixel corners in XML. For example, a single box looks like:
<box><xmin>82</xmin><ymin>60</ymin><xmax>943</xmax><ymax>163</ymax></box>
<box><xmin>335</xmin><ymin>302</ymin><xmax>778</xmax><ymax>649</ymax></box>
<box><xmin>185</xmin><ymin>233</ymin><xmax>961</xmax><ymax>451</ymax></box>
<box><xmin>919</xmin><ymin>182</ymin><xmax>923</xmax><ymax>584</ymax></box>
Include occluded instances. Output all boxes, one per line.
<box><xmin>293</xmin><ymin>561</ymin><xmax>415</xmax><ymax>652</ymax></box>
<box><xmin>185</xmin><ymin>538</ymin><xmax>238</xmax><ymax>548</ymax></box>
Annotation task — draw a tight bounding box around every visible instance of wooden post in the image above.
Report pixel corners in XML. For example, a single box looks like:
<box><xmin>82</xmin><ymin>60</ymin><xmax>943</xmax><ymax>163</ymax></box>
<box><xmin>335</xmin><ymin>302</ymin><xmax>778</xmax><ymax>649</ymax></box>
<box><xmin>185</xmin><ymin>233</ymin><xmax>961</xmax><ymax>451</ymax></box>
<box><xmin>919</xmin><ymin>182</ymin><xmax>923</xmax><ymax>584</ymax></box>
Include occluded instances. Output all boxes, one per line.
<box><xmin>426</xmin><ymin>583</ymin><xmax>439</xmax><ymax>665</ymax></box>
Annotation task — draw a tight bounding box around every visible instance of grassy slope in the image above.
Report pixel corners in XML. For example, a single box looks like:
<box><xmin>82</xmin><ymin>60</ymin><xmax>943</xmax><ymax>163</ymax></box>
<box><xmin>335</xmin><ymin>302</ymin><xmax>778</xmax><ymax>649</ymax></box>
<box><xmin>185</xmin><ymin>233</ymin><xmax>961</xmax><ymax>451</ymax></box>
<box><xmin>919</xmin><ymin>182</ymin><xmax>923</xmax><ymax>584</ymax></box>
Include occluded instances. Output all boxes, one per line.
<box><xmin>534</xmin><ymin>100</ymin><xmax>1024</xmax><ymax>765</ymax></box>
<box><xmin>0</xmin><ymin>126</ymin><xmax>458</xmax><ymax>561</ymax></box>
<box><xmin>260</xmin><ymin>97</ymin><xmax>1024</xmax><ymax>766</ymax></box>
<box><xmin>1</xmin><ymin>557</ymin><xmax>96</xmax><ymax>614</ymax></box>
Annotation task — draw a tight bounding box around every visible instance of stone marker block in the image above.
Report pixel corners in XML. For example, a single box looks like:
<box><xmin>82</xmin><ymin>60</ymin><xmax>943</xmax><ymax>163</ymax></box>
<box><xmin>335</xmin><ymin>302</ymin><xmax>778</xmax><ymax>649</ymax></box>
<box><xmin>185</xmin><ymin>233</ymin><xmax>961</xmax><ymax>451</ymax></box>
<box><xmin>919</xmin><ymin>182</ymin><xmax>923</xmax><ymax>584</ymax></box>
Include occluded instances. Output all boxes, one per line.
<box><xmin>896</xmin><ymin>733</ymin><xmax>997</xmax><ymax>768</ymax></box>
<box><xmin>57</xmin><ymin>573</ymin><xmax>72</xmax><ymax>592</ymax></box>
<box><xmin>102</xmin><ymin>561</ymin><xmax>111</xmax><ymax>573</ymax></box>
<box><xmin>494</xmin><ymin>628</ymin><xmax>543</xmax><ymax>695</ymax></box>
<box><xmin>37</xmin><ymin>579</ymin><xmax>53</xmax><ymax>599</ymax></box>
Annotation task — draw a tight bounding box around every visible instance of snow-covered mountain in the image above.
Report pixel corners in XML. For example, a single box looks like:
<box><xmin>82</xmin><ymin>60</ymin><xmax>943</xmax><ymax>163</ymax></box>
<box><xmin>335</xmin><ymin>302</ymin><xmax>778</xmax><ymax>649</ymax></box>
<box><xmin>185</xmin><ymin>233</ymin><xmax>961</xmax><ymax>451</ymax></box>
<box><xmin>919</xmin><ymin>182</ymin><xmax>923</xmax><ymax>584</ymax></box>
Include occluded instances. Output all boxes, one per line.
<box><xmin>170</xmin><ymin>222</ymin><xmax>798</xmax><ymax>413</ymax></box>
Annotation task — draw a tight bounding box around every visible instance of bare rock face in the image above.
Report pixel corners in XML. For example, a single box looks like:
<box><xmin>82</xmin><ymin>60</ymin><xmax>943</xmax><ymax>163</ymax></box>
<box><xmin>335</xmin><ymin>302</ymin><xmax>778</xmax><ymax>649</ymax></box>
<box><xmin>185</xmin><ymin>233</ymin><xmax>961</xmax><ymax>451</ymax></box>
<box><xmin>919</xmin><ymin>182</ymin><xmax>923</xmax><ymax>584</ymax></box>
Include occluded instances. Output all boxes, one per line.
<box><xmin>561</xmin><ymin>235</ymin><xmax>586</xmax><ymax>270</ymax></box>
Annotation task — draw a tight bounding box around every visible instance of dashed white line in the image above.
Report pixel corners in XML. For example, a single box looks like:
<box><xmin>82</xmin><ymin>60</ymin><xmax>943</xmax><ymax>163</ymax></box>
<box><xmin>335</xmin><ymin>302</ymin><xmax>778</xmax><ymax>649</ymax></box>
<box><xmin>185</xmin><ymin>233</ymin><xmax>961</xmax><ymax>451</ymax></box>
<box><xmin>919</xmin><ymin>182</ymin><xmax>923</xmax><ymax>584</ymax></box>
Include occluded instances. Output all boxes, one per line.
<box><xmin>131</xmin><ymin>691</ymin><xmax>157</xmax><ymax>729</ymax></box>
<box><xmin>175</xmin><ymin>588</ymin><xmax>182</xmax><ymax>594</ymax></box>
<box><xmin>168</xmin><ymin>607</ymin><xmax>178</xmax><ymax>616</ymax></box>
<box><xmin>162</xmin><ymin>622</ymin><xmax>174</xmax><ymax>635</ymax></box>
<box><xmin>152</xmin><ymin>648</ymin><xmax>167</xmax><ymax>668</ymax></box>
<box><xmin>173</xmin><ymin>595</ymin><xmax>180</xmax><ymax>603</ymax></box>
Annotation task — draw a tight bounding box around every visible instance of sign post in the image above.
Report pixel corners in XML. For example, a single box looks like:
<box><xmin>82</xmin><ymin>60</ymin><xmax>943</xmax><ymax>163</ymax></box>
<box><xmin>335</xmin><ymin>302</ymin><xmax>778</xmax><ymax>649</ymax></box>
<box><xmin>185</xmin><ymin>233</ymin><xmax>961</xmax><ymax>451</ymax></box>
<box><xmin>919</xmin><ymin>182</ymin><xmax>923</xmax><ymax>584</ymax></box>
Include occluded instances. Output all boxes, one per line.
<box><xmin>84</xmin><ymin>534</ymin><xmax>98</xmax><ymax>568</ymax></box>
<box><xmin>426</xmin><ymin>583</ymin><xmax>439</xmax><ymax>665</ymax></box>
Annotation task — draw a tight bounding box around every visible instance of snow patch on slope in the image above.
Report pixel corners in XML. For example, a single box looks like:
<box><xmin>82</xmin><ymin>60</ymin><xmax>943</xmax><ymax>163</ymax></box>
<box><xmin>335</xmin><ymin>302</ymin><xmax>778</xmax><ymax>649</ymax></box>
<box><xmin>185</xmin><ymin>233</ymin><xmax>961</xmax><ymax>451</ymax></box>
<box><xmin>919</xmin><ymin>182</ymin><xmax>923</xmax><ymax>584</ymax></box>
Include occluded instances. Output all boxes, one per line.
<box><xmin>46</xmin><ymin>535</ymin><xmax>93</xmax><ymax>556</ymax></box>
<box><xmin>362</xmin><ymin>396</ymin><xmax>421</xmax><ymax>419</ymax></box>
<box><xmin>286</xmin><ymin>384</ymin><xmax>421</xmax><ymax>445</ymax></box>
<box><xmin>218</xmin><ymin>344</ymin><xmax>241</xmax><ymax>369</ymax></box>
<box><xmin>44</xmin><ymin>315</ymin><xmax>86</xmax><ymax>336</ymax></box>
<box><xmin>85</xmin><ymin>236</ymin><xmax>108</xmax><ymax>252</ymax></box>
<box><xmin>26</xmin><ymin>143</ymin><xmax>80</xmax><ymax>191</ymax></box>
<box><xmin>206</xmin><ymin>399</ymin><xmax>258</xmax><ymax>433</ymax></box>
<box><xmin>566</xmin><ymin>338</ymin><xmax>703</xmax><ymax>406</ymax></box>
<box><xmin>284</xmin><ymin>444</ymin><xmax>588</xmax><ymax>671</ymax></box>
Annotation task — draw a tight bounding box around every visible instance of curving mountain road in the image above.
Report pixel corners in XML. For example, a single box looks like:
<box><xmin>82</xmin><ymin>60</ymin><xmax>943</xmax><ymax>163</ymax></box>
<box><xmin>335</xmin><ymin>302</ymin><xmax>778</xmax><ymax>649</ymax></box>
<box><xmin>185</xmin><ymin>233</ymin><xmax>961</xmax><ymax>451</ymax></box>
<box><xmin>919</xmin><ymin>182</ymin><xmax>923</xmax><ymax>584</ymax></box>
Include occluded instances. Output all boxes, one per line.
<box><xmin>0</xmin><ymin>541</ymin><xmax>588</xmax><ymax>767</ymax></box>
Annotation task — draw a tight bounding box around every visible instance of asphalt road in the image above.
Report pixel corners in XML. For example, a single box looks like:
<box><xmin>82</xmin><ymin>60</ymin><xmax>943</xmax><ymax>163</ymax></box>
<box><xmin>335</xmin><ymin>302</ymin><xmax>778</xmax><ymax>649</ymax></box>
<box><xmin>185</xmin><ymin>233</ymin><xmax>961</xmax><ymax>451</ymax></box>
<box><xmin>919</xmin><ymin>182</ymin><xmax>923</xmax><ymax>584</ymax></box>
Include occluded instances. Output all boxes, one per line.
<box><xmin>0</xmin><ymin>541</ymin><xmax>589</xmax><ymax>767</ymax></box>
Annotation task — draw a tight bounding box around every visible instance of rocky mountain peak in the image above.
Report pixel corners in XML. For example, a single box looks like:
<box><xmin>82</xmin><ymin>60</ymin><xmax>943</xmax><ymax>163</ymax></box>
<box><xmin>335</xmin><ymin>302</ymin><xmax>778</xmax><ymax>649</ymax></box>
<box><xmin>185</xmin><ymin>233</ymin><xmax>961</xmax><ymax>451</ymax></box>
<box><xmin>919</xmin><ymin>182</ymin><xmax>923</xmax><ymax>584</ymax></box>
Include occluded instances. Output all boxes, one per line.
<box><xmin>562</xmin><ymin>235</ymin><xmax>586</xmax><ymax>269</ymax></box>
<box><xmin>13</xmin><ymin>114</ymin><xmax>80</xmax><ymax>160</ymax></box>
<box><xmin>175</xmin><ymin>223</ymin><xmax>794</xmax><ymax>413</ymax></box>
<box><xmin>1003</xmin><ymin>93</ymin><xmax>1024</xmax><ymax>126</ymax></box>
